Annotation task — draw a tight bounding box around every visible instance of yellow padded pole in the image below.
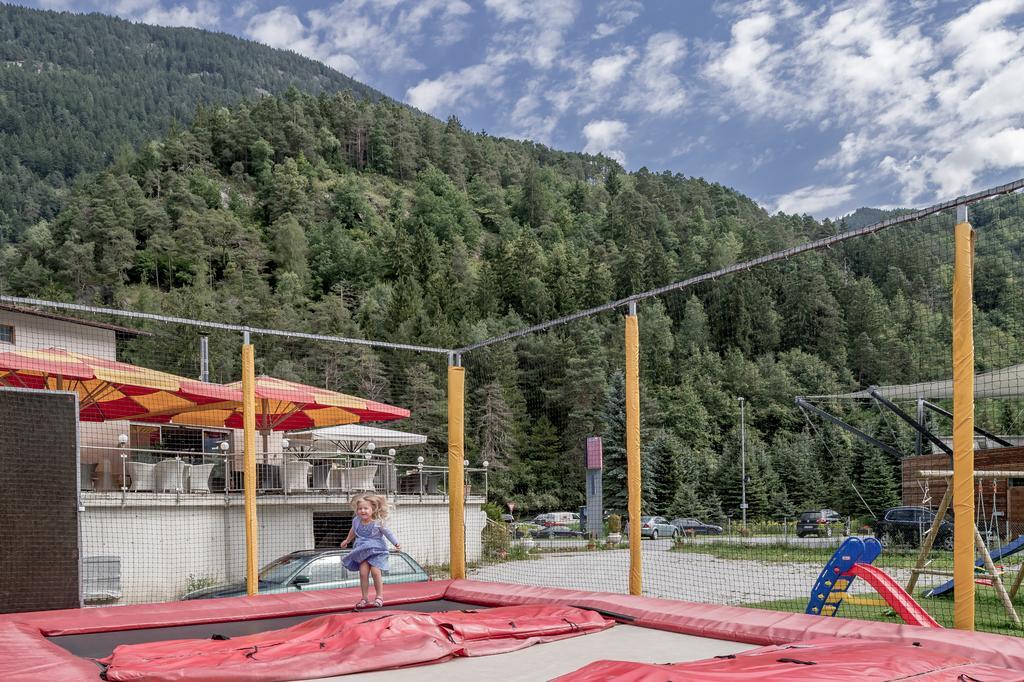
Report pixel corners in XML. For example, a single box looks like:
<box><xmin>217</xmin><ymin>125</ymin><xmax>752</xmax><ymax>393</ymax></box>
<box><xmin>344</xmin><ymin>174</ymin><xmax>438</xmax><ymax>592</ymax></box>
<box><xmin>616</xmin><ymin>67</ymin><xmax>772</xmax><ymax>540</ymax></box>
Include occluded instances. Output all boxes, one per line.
<box><xmin>242</xmin><ymin>342</ymin><xmax>259</xmax><ymax>597</ymax></box>
<box><xmin>625</xmin><ymin>308</ymin><xmax>642</xmax><ymax>596</ymax></box>
<box><xmin>952</xmin><ymin>216</ymin><xmax>975</xmax><ymax>630</ymax></box>
<box><xmin>448</xmin><ymin>362</ymin><xmax>466</xmax><ymax>580</ymax></box>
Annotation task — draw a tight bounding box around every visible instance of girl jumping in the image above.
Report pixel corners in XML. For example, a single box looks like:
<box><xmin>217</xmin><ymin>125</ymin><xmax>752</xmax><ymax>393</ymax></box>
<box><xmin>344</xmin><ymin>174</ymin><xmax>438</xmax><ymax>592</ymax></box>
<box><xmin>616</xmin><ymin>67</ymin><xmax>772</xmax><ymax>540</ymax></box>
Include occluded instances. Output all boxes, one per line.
<box><xmin>340</xmin><ymin>493</ymin><xmax>400</xmax><ymax>608</ymax></box>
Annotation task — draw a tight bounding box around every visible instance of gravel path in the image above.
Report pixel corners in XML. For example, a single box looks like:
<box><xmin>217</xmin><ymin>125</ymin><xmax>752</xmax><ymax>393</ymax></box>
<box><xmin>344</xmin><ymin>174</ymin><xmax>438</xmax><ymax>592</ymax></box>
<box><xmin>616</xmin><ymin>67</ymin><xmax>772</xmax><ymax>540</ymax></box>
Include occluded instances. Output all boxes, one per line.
<box><xmin>469</xmin><ymin>541</ymin><xmax>915</xmax><ymax>605</ymax></box>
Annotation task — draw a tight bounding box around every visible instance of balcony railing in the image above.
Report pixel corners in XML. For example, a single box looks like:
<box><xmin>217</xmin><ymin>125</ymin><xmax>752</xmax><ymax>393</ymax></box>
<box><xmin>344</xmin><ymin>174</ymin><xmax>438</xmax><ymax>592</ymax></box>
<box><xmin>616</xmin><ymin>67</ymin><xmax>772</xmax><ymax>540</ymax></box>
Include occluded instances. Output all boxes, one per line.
<box><xmin>79</xmin><ymin>446</ymin><xmax>488</xmax><ymax>502</ymax></box>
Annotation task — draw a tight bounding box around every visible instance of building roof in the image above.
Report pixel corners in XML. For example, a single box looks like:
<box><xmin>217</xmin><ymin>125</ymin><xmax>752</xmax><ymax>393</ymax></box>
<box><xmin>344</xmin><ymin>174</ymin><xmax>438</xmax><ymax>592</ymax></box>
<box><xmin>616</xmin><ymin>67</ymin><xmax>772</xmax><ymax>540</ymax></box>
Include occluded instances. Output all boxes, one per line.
<box><xmin>288</xmin><ymin>424</ymin><xmax>427</xmax><ymax>451</ymax></box>
<box><xmin>0</xmin><ymin>304</ymin><xmax>151</xmax><ymax>338</ymax></box>
<box><xmin>808</xmin><ymin>363</ymin><xmax>1024</xmax><ymax>401</ymax></box>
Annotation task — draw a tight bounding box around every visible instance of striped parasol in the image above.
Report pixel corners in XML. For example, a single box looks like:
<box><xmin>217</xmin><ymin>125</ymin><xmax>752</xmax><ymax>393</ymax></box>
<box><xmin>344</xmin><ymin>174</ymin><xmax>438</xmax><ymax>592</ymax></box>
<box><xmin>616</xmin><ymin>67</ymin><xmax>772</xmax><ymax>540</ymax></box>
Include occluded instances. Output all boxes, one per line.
<box><xmin>0</xmin><ymin>347</ymin><xmax>240</xmax><ymax>422</ymax></box>
<box><xmin>165</xmin><ymin>375</ymin><xmax>410</xmax><ymax>433</ymax></box>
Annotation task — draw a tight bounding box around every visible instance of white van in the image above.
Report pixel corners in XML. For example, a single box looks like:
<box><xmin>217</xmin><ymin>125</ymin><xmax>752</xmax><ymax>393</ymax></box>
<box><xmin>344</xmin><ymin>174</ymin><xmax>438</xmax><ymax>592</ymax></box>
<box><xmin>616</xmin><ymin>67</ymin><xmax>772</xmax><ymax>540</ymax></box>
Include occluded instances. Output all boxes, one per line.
<box><xmin>532</xmin><ymin>512</ymin><xmax>580</xmax><ymax>527</ymax></box>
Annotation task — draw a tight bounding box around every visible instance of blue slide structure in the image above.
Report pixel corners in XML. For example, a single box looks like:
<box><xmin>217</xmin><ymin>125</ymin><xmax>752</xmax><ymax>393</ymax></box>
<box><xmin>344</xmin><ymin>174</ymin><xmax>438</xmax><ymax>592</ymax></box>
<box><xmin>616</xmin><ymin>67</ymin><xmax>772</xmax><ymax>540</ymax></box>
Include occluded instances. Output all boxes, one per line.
<box><xmin>807</xmin><ymin>537</ymin><xmax>941</xmax><ymax>627</ymax></box>
<box><xmin>806</xmin><ymin>537</ymin><xmax>881</xmax><ymax>617</ymax></box>
<box><xmin>925</xmin><ymin>534</ymin><xmax>1024</xmax><ymax>598</ymax></box>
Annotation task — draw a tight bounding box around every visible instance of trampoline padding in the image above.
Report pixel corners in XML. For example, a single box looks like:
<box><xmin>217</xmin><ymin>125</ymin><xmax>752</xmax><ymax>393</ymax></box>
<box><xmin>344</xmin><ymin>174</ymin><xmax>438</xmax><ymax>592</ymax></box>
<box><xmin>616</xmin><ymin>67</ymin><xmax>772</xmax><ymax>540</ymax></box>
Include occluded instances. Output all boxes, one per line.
<box><xmin>444</xmin><ymin>580</ymin><xmax>1024</xmax><ymax>672</ymax></box>
<box><xmin>4</xmin><ymin>580</ymin><xmax>451</xmax><ymax>637</ymax></box>
<box><xmin>0</xmin><ymin>621</ymin><xmax>99</xmax><ymax>682</ymax></box>
<box><xmin>100</xmin><ymin>605</ymin><xmax>613</xmax><ymax>682</ymax></box>
<box><xmin>551</xmin><ymin>637</ymin><xmax>1024</xmax><ymax>681</ymax></box>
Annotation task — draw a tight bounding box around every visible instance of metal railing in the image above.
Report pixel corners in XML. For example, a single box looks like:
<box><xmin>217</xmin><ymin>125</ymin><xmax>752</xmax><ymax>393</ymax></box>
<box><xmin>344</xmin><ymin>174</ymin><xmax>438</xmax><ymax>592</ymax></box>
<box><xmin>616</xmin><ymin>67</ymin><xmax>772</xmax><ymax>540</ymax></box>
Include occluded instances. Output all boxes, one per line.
<box><xmin>79</xmin><ymin>446</ymin><xmax>487</xmax><ymax>502</ymax></box>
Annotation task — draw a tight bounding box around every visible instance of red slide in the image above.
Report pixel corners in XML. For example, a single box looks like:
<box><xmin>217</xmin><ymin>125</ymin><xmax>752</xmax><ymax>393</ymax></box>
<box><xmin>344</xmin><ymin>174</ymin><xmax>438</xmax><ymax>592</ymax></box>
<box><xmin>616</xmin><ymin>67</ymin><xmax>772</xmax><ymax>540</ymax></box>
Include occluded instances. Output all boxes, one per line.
<box><xmin>848</xmin><ymin>563</ymin><xmax>941</xmax><ymax>628</ymax></box>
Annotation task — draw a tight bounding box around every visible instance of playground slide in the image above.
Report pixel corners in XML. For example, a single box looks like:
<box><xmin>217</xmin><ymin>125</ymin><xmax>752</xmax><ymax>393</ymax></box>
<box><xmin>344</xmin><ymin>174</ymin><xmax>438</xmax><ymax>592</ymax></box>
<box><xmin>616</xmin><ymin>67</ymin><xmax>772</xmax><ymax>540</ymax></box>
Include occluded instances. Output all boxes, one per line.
<box><xmin>925</xmin><ymin>534</ymin><xmax>1024</xmax><ymax>598</ymax></box>
<box><xmin>848</xmin><ymin>563</ymin><xmax>941</xmax><ymax>628</ymax></box>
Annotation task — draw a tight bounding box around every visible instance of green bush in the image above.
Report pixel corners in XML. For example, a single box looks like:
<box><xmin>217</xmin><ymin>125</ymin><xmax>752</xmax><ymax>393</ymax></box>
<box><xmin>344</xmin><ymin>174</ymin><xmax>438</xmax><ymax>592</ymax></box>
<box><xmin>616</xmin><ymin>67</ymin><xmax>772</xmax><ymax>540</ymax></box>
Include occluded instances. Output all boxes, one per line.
<box><xmin>607</xmin><ymin>514</ymin><xmax>622</xmax><ymax>534</ymax></box>
<box><xmin>482</xmin><ymin>520</ymin><xmax>510</xmax><ymax>560</ymax></box>
<box><xmin>182</xmin><ymin>574</ymin><xmax>219</xmax><ymax>596</ymax></box>
<box><xmin>481</xmin><ymin>502</ymin><xmax>503</xmax><ymax>522</ymax></box>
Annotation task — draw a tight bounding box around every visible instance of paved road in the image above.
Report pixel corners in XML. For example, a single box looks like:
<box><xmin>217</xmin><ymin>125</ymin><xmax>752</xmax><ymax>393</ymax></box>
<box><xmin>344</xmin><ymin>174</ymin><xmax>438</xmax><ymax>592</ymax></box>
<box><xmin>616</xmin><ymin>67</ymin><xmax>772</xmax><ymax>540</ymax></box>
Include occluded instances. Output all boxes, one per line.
<box><xmin>470</xmin><ymin>538</ymin><xmax>914</xmax><ymax>605</ymax></box>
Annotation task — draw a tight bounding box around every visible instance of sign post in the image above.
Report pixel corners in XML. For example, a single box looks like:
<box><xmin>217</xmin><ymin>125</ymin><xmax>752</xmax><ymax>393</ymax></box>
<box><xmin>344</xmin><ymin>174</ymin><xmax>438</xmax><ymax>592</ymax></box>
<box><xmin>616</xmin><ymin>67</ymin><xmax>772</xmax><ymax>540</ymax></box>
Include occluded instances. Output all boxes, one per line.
<box><xmin>585</xmin><ymin>436</ymin><xmax>603</xmax><ymax>538</ymax></box>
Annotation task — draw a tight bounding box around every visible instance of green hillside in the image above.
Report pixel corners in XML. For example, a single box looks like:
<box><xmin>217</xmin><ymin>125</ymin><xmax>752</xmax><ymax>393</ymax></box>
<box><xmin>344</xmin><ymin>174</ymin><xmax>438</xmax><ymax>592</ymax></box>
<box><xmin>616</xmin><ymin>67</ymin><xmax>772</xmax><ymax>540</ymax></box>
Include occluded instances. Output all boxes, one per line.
<box><xmin>2</xmin><ymin>7</ymin><xmax>1022</xmax><ymax>519</ymax></box>
<box><xmin>0</xmin><ymin>3</ymin><xmax>385</xmax><ymax>237</ymax></box>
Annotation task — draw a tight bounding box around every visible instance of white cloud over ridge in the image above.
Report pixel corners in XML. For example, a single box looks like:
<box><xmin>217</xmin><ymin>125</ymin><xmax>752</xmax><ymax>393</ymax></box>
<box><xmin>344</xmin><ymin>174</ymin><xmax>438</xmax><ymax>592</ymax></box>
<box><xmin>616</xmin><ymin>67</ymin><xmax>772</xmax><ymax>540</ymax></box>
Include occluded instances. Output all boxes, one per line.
<box><xmin>583</xmin><ymin>119</ymin><xmax>629</xmax><ymax>163</ymax></box>
<box><xmin>35</xmin><ymin>0</ymin><xmax>220</xmax><ymax>27</ymax></box>
<box><xmin>706</xmin><ymin>0</ymin><xmax>1024</xmax><ymax>207</ymax></box>
<box><xmin>244</xmin><ymin>0</ymin><xmax>475</xmax><ymax>79</ymax></box>
<box><xmin>773</xmin><ymin>183</ymin><xmax>855</xmax><ymax>215</ymax></box>
<box><xmin>28</xmin><ymin>0</ymin><xmax>1024</xmax><ymax>215</ymax></box>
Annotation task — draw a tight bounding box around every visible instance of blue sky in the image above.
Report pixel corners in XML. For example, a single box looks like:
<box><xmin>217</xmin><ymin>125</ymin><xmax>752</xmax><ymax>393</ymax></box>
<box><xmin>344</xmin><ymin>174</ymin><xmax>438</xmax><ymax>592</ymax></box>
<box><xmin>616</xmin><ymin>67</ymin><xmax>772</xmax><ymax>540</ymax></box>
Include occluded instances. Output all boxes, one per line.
<box><xmin>22</xmin><ymin>0</ymin><xmax>1024</xmax><ymax>217</ymax></box>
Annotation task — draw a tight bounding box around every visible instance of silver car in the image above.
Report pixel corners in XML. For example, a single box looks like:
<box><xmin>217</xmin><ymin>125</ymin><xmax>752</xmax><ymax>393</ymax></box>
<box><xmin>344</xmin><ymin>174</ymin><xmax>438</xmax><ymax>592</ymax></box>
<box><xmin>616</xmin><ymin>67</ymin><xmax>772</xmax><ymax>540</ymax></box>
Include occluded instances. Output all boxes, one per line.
<box><xmin>181</xmin><ymin>549</ymin><xmax>429</xmax><ymax>600</ymax></box>
<box><xmin>625</xmin><ymin>516</ymin><xmax>678</xmax><ymax>539</ymax></box>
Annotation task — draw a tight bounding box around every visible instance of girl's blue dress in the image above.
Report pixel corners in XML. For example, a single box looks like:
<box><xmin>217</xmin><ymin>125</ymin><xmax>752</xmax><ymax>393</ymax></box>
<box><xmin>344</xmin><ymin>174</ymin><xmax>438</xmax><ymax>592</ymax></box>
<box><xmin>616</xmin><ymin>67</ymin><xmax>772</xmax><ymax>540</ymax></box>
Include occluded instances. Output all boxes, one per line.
<box><xmin>343</xmin><ymin>517</ymin><xmax>398</xmax><ymax>571</ymax></box>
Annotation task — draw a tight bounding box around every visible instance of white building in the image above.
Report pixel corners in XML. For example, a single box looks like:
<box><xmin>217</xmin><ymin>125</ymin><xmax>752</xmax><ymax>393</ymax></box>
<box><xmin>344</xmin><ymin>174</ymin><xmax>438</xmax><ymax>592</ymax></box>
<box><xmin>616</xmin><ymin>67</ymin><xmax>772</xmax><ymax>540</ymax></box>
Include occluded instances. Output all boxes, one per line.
<box><xmin>1</xmin><ymin>303</ymin><xmax>482</xmax><ymax>606</ymax></box>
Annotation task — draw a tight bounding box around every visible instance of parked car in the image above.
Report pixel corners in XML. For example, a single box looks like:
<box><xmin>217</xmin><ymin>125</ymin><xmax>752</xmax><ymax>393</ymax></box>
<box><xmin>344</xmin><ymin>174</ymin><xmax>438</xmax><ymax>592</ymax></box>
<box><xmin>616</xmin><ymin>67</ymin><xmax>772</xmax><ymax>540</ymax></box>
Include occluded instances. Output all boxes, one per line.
<box><xmin>671</xmin><ymin>517</ymin><xmax>724</xmax><ymax>535</ymax></box>
<box><xmin>530</xmin><ymin>525</ymin><xmax>585</xmax><ymax>539</ymax></box>
<box><xmin>181</xmin><ymin>549</ymin><xmax>429</xmax><ymax>600</ymax></box>
<box><xmin>796</xmin><ymin>509</ymin><xmax>846</xmax><ymax>538</ymax></box>
<box><xmin>873</xmin><ymin>506</ymin><xmax>955</xmax><ymax>550</ymax></box>
<box><xmin>625</xmin><ymin>516</ymin><xmax>678</xmax><ymax>540</ymax></box>
<box><xmin>530</xmin><ymin>512</ymin><xmax>580</xmax><ymax>527</ymax></box>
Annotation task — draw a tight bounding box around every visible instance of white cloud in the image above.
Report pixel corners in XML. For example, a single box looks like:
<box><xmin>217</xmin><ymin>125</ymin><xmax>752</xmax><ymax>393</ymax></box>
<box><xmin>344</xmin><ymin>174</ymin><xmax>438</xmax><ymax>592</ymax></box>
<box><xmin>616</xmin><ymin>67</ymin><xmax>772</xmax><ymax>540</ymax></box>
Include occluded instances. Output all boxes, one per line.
<box><xmin>628</xmin><ymin>32</ymin><xmax>687</xmax><ymax>114</ymax></box>
<box><xmin>593</xmin><ymin>0</ymin><xmax>643</xmax><ymax>38</ymax></box>
<box><xmin>583</xmin><ymin>119</ymin><xmax>629</xmax><ymax>163</ymax></box>
<box><xmin>137</xmin><ymin>1</ymin><xmax>219</xmax><ymax>27</ymax></box>
<box><xmin>589</xmin><ymin>51</ymin><xmax>635</xmax><ymax>87</ymax></box>
<box><xmin>705</xmin><ymin>0</ymin><xmax>1024</xmax><ymax>206</ymax></box>
<box><xmin>406</xmin><ymin>61</ymin><xmax>505</xmax><ymax>114</ymax></box>
<box><xmin>38</xmin><ymin>1</ymin><xmax>221</xmax><ymax>28</ymax></box>
<box><xmin>399</xmin><ymin>0</ymin><xmax>473</xmax><ymax>47</ymax></box>
<box><xmin>704</xmin><ymin>12</ymin><xmax>782</xmax><ymax>111</ymax></box>
<box><xmin>484</xmin><ymin>0</ymin><xmax>580</xmax><ymax>69</ymax></box>
<box><xmin>243</xmin><ymin>0</ymin><xmax>476</xmax><ymax>78</ymax></box>
<box><xmin>246</xmin><ymin>6</ymin><xmax>306</xmax><ymax>49</ymax></box>
<box><xmin>773</xmin><ymin>183</ymin><xmax>856</xmax><ymax>215</ymax></box>
<box><xmin>817</xmin><ymin>132</ymin><xmax>873</xmax><ymax>170</ymax></box>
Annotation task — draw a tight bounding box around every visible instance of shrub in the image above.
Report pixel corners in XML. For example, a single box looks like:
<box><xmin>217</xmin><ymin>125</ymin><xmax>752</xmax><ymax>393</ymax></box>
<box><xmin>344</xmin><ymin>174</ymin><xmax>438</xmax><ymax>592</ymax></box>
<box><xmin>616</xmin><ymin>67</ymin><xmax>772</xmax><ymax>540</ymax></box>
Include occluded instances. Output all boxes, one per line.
<box><xmin>481</xmin><ymin>502</ymin><xmax>503</xmax><ymax>522</ymax></box>
<box><xmin>482</xmin><ymin>520</ymin><xmax>510</xmax><ymax>560</ymax></box>
<box><xmin>182</xmin><ymin>574</ymin><xmax>219</xmax><ymax>596</ymax></box>
<box><xmin>607</xmin><ymin>514</ymin><xmax>622</xmax><ymax>534</ymax></box>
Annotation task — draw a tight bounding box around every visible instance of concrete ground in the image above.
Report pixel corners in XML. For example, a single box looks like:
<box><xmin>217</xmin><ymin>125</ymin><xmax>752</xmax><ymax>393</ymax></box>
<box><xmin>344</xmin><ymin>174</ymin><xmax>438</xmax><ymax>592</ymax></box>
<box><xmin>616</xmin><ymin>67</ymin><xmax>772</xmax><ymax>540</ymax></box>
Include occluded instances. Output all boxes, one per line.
<box><xmin>322</xmin><ymin>624</ymin><xmax>756</xmax><ymax>681</ymax></box>
<box><xmin>469</xmin><ymin>539</ymin><xmax>917</xmax><ymax>604</ymax></box>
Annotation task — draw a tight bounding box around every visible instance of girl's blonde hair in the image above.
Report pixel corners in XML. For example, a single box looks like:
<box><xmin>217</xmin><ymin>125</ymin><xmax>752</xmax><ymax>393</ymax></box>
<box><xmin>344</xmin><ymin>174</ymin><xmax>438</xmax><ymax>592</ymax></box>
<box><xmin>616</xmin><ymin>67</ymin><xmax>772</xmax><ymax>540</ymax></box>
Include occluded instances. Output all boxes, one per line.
<box><xmin>351</xmin><ymin>493</ymin><xmax>389</xmax><ymax>520</ymax></box>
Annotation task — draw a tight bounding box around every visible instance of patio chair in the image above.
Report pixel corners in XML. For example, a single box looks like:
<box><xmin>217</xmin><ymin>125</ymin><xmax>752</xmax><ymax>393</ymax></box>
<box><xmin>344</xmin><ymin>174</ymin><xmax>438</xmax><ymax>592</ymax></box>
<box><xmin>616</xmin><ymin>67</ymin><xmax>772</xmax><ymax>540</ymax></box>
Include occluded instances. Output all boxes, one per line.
<box><xmin>285</xmin><ymin>460</ymin><xmax>312</xmax><ymax>492</ymax></box>
<box><xmin>125</xmin><ymin>462</ymin><xmax>155</xmax><ymax>491</ymax></box>
<box><xmin>347</xmin><ymin>465</ymin><xmax>378</xmax><ymax>491</ymax></box>
<box><xmin>311</xmin><ymin>463</ymin><xmax>332</xmax><ymax>489</ymax></box>
<box><xmin>79</xmin><ymin>462</ymin><xmax>98</xmax><ymax>491</ymax></box>
<box><xmin>327</xmin><ymin>466</ymin><xmax>350</xmax><ymax>490</ymax></box>
<box><xmin>188</xmin><ymin>463</ymin><xmax>215</xmax><ymax>493</ymax></box>
<box><xmin>154</xmin><ymin>459</ymin><xmax>189</xmax><ymax>493</ymax></box>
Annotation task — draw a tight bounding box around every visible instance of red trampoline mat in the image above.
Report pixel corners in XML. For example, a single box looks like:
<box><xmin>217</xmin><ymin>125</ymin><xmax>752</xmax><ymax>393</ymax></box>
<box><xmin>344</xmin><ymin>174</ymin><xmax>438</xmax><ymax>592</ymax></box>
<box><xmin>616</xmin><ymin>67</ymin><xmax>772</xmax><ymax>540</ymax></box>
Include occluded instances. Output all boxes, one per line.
<box><xmin>100</xmin><ymin>604</ymin><xmax>612</xmax><ymax>682</ymax></box>
<box><xmin>554</xmin><ymin>637</ymin><xmax>1024</xmax><ymax>682</ymax></box>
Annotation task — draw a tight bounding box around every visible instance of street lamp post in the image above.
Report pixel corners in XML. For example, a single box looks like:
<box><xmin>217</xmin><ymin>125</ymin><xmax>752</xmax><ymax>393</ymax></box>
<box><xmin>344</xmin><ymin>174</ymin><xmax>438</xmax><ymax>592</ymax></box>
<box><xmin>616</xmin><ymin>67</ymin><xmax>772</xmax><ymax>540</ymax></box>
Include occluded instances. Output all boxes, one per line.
<box><xmin>739</xmin><ymin>397</ymin><xmax>747</xmax><ymax>528</ymax></box>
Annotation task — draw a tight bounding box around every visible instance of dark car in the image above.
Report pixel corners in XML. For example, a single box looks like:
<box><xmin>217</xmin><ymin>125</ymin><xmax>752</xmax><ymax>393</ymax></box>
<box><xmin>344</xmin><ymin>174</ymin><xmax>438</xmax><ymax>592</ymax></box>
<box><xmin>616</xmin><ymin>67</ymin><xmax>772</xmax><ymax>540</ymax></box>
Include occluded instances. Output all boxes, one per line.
<box><xmin>530</xmin><ymin>525</ymin><xmax>585</xmax><ymax>539</ymax></box>
<box><xmin>796</xmin><ymin>509</ymin><xmax>845</xmax><ymax>538</ymax></box>
<box><xmin>181</xmin><ymin>549</ymin><xmax>429</xmax><ymax>600</ymax></box>
<box><xmin>671</xmin><ymin>517</ymin><xmax>724</xmax><ymax>536</ymax></box>
<box><xmin>873</xmin><ymin>506</ymin><xmax>955</xmax><ymax>550</ymax></box>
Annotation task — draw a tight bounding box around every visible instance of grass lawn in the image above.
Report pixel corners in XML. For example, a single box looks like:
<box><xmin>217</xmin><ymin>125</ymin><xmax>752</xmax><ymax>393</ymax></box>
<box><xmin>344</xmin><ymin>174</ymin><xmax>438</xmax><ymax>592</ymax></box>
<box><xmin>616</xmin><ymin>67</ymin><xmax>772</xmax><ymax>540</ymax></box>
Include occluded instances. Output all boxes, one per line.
<box><xmin>670</xmin><ymin>539</ymin><xmax>955</xmax><ymax>570</ymax></box>
<box><xmin>749</xmin><ymin>592</ymin><xmax>1024</xmax><ymax>637</ymax></box>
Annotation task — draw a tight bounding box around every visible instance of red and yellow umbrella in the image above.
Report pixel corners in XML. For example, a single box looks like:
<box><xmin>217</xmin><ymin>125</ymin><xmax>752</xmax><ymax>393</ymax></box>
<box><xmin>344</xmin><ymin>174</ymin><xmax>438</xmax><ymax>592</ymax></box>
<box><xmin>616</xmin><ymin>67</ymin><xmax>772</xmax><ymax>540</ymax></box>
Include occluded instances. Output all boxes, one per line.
<box><xmin>0</xmin><ymin>347</ymin><xmax>241</xmax><ymax>422</ymax></box>
<box><xmin>166</xmin><ymin>375</ymin><xmax>410</xmax><ymax>432</ymax></box>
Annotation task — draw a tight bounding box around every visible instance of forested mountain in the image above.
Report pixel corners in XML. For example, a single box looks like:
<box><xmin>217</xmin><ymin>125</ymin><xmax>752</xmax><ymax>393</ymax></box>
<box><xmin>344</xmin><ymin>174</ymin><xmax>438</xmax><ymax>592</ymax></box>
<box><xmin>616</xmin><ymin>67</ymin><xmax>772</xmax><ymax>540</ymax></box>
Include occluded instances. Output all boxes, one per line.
<box><xmin>2</xmin><ymin>8</ymin><xmax>1022</xmax><ymax>522</ymax></box>
<box><xmin>0</xmin><ymin>3</ymin><xmax>384</xmax><ymax>238</ymax></box>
